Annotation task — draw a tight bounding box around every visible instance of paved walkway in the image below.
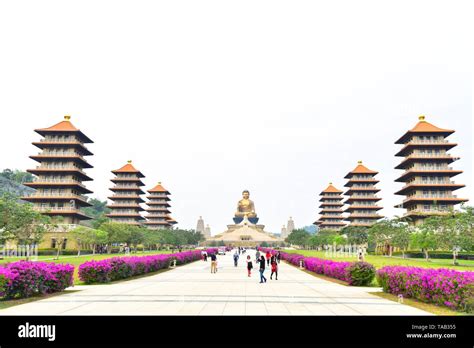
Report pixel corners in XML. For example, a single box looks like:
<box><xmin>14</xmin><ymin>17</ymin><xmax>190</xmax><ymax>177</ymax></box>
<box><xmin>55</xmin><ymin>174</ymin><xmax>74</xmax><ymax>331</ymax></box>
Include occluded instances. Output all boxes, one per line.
<box><xmin>0</xmin><ymin>250</ymin><xmax>431</xmax><ymax>315</ymax></box>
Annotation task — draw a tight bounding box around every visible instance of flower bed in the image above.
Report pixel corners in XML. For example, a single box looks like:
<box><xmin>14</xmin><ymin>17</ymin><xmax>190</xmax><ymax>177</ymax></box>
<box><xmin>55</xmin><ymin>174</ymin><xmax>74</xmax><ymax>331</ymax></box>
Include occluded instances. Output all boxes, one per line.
<box><xmin>79</xmin><ymin>249</ymin><xmax>213</xmax><ymax>284</ymax></box>
<box><xmin>376</xmin><ymin>266</ymin><xmax>474</xmax><ymax>312</ymax></box>
<box><xmin>258</xmin><ymin>248</ymin><xmax>374</xmax><ymax>286</ymax></box>
<box><xmin>0</xmin><ymin>261</ymin><xmax>74</xmax><ymax>300</ymax></box>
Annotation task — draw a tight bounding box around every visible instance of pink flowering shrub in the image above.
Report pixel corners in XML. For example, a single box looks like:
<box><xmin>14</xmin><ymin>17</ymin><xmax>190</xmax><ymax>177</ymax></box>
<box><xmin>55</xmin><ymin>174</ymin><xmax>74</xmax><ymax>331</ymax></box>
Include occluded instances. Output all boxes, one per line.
<box><xmin>376</xmin><ymin>266</ymin><xmax>474</xmax><ymax>312</ymax></box>
<box><xmin>79</xmin><ymin>250</ymin><xmax>208</xmax><ymax>284</ymax></box>
<box><xmin>0</xmin><ymin>261</ymin><xmax>74</xmax><ymax>299</ymax></box>
<box><xmin>259</xmin><ymin>248</ymin><xmax>374</xmax><ymax>286</ymax></box>
<box><xmin>0</xmin><ymin>268</ymin><xmax>17</xmax><ymax>298</ymax></box>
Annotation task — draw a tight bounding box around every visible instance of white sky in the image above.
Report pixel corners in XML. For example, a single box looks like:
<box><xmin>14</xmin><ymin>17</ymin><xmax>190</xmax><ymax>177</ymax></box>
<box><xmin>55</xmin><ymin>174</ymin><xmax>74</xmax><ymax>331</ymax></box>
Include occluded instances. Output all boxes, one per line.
<box><xmin>1</xmin><ymin>0</ymin><xmax>472</xmax><ymax>235</ymax></box>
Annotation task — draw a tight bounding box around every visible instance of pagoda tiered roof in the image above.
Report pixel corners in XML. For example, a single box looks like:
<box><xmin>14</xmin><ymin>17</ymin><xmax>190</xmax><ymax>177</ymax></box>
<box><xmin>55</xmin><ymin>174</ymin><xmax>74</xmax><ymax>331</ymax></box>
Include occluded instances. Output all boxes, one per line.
<box><xmin>143</xmin><ymin>182</ymin><xmax>177</xmax><ymax>229</ymax></box>
<box><xmin>314</xmin><ymin>183</ymin><xmax>346</xmax><ymax>230</ymax></box>
<box><xmin>394</xmin><ymin>116</ymin><xmax>468</xmax><ymax>224</ymax></box>
<box><xmin>106</xmin><ymin>161</ymin><xmax>145</xmax><ymax>224</ymax></box>
<box><xmin>34</xmin><ymin>116</ymin><xmax>93</xmax><ymax>143</ymax></box>
<box><xmin>343</xmin><ymin>162</ymin><xmax>383</xmax><ymax>226</ymax></box>
<box><xmin>22</xmin><ymin>116</ymin><xmax>94</xmax><ymax>223</ymax></box>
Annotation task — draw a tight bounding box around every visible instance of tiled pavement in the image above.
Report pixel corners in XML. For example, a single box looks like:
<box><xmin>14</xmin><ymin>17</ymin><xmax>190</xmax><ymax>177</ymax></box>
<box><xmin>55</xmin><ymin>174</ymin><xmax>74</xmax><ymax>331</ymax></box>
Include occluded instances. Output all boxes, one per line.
<box><xmin>0</xmin><ymin>250</ymin><xmax>431</xmax><ymax>315</ymax></box>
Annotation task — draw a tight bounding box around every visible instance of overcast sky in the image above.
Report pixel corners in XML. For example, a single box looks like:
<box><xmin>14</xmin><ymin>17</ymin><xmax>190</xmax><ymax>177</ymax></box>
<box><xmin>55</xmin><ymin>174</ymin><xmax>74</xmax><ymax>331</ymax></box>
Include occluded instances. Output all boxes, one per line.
<box><xmin>1</xmin><ymin>1</ymin><xmax>472</xmax><ymax>235</ymax></box>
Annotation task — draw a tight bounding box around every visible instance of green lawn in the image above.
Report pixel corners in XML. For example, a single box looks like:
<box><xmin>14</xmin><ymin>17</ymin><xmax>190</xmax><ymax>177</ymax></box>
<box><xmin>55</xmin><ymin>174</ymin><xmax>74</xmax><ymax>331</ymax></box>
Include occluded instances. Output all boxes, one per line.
<box><xmin>0</xmin><ymin>249</ymin><xmax>184</xmax><ymax>284</ymax></box>
<box><xmin>284</xmin><ymin>249</ymin><xmax>474</xmax><ymax>271</ymax></box>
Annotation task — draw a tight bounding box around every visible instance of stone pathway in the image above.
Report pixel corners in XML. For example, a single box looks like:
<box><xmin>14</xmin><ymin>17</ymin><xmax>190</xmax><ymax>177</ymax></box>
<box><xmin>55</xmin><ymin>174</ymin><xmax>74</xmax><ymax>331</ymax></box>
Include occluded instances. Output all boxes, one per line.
<box><xmin>0</xmin><ymin>250</ymin><xmax>431</xmax><ymax>315</ymax></box>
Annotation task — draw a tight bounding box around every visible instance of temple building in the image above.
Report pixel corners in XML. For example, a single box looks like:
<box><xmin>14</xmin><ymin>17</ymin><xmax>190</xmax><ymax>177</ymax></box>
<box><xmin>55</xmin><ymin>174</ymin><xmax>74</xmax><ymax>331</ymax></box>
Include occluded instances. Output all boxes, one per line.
<box><xmin>106</xmin><ymin>161</ymin><xmax>145</xmax><ymax>225</ymax></box>
<box><xmin>196</xmin><ymin>216</ymin><xmax>205</xmax><ymax>235</ymax></box>
<box><xmin>143</xmin><ymin>182</ymin><xmax>176</xmax><ymax>229</ymax></box>
<box><xmin>286</xmin><ymin>216</ymin><xmax>295</xmax><ymax>234</ymax></box>
<box><xmin>343</xmin><ymin>163</ymin><xmax>383</xmax><ymax>227</ymax></box>
<box><xmin>394</xmin><ymin>115</ymin><xmax>468</xmax><ymax>225</ymax></box>
<box><xmin>23</xmin><ymin>115</ymin><xmax>94</xmax><ymax>225</ymax></box>
<box><xmin>204</xmin><ymin>224</ymin><xmax>211</xmax><ymax>238</ymax></box>
<box><xmin>314</xmin><ymin>183</ymin><xmax>346</xmax><ymax>230</ymax></box>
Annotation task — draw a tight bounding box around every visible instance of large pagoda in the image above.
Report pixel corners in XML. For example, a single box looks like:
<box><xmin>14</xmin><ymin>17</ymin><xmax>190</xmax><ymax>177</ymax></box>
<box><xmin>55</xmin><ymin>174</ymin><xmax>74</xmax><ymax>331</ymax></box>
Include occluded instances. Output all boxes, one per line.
<box><xmin>314</xmin><ymin>183</ymin><xmax>346</xmax><ymax>230</ymax></box>
<box><xmin>23</xmin><ymin>115</ymin><xmax>93</xmax><ymax>224</ymax></box>
<box><xmin>394</xmin><ymin>115</ymin><xmax>468</xmax><ymax>225</ymax></box>
<box><xmin>106</xmin><ymin>161</ymin><xmax>145</xmax><ymax>225</ymax></box>
<box><xmin>343</xmin><ymin>162</ymin><xmax>383</xmax><ymax>227</ymax></box>
<box><xmin>143</xmin><ymin>182</ymin><xmax>176</xmax><ymax>229</ymax></box>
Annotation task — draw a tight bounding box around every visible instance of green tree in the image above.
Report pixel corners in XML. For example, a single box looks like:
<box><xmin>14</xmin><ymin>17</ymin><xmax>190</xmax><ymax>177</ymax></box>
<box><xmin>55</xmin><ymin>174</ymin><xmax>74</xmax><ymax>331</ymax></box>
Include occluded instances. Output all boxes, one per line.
<box><xmin>437</xmin><ymin>209</ymin><xmax>474</xmax><ymax>265</ymax></box>
<box><xmin>457</xmin><ymin>206</ymin><xmax>474</xmax><ymax>252</ymax></box>
<box><xmin>390</xmin><ymin>221</ymin><xmax>412</xmax><ymax>258</ymax></box>
<box><xmin>99</xmin><ymin>222</ymin><xmax>132</xmax><ymax>253</ymax></box>
<box><xmin>341</xmin><ymin>226</ymin><xmax>368</xmax><ymax>245</ymax></box>
<box><xmin>0</xmin><ymin>193</ymin><xmax>53</xmax><ymax>259</ymax></box>
<box><xmin>69</xmin><ymin>226</ymin><xmax>91</xmax><ymax>256</ymax></box>
<box><xmin>91</xmin><ymin>229</ymin><xmax>108</xmax><ymax>254</ymax></box>
<box><xmin>127</xmin><ymin>226</ymin><xmax>146</xmax><ymax>252</ymax></box>
<box><xmin>368</xmin><ymin>219</ymin><xmax>399</xmax><ymax>256</ymax></box>
<box><xmin>411</xmin><ymin>216</ymin><xmax>442</xmax><ymax>261</ymax></box>
<box><xmin>286</xmin><ymin>228</ymin><xmax>311</xmax><ymax>248</ymax></box>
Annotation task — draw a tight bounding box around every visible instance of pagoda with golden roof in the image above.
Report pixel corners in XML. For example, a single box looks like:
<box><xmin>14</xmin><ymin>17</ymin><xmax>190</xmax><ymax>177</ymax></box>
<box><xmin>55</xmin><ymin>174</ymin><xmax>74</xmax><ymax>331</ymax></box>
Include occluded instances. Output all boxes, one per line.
<box><xmin>106</xmin><ymin>161</ymin><xmax>145</xmax><ymax>225</ymax></box>
<box><xmin>343</xmin><ymin>161</ymin><xmax>383</xmax><ymax>227</ymax></box>
<box><xmin>23</xmin><ymin>115</ymin><xmax>93</xmax><ymax>224</ymax></box>
<box><xmin>394</xmin><ymin>116</ymin><xmax>468</xmax><ymax>225</ymax></box>
<box><xmin>143</xmin><ymin>182</ymin><xmax>177</xmax><ymax>229</ymax></box>
<box><xmin>314</xmin><ymin>183</ymin><xmax>346</xmax><ymax>230</ymax></box>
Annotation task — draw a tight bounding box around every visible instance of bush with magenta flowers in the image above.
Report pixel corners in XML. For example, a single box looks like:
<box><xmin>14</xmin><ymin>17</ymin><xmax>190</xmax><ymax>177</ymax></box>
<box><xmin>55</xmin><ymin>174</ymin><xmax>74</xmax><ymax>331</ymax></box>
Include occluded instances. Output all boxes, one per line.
<box><xmin>0</xmin><ymin>261</ymin><xmax>74</xmax><ymax>299</ymax></box>
<box><xmin>376</xmin><ymin>266</ymin><xmax>474</xmax><ymax>312</ymax></box>
<box><xmin>259</xmin><ymin>248</ymin><xmax>374</xmax><ymax>285</ymax></box>
<box><xmin>346</xmin><ymin>262</ymin><xmax>375</xmax><ymax>286</ymax></box>
<box><xmin>79</xmin><ymin>250</ymin><xmax>211</xmax><ymax>284</ymax></box>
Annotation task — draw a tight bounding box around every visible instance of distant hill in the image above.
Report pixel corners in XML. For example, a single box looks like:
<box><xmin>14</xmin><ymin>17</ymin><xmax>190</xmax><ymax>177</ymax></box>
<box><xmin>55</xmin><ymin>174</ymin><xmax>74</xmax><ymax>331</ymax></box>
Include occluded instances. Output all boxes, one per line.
<box><xmin>0</xmin><ymin>176</ymin><xmax>34</xmax><ymax>198</ymax></box>
<box><xmin>303</xmin><ymin>225</ymin><xmax>318</xmax><ymax>235</ymax></box>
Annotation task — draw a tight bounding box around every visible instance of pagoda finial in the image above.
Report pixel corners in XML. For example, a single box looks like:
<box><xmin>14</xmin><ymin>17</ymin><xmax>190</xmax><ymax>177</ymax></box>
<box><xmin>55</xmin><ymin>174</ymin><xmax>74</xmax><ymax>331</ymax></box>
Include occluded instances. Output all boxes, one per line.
<box><xmin>419</xmin><ymin>115</ymin><xmax>426</xmax><ymax>121</ymax></box>
<box><xmin>158</xmin><ymin>181</ymin><xmax>161</xmax><ymax>185</ymax></box>
<box><xmin>329</xmin><ymin>182</ymin><xmax>333</xmax><ymax>185</ymax></box>
<box><xmin>127</xmin><ymin>160</ymin><xmax>132</xmax><ymax>164</ymax></box>
<box><xmin>358</xmin><ymin>160</ymin><xmax>363</xmax><ymax>164</ymax></box>
<box><xmin>64</xmin><ymin>115</ymin><xmax>71</xmax><ymax>120</ymax></box>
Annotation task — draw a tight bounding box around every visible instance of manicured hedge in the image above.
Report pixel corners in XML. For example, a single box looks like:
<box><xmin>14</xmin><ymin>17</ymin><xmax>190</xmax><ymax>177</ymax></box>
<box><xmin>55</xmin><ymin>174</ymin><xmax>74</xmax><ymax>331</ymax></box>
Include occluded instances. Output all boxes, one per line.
<box><xmin>391</xmin><ymin>251</ymin><xmax>474</xmax><ymax>260</ymax></box>
<box><xmin>78</xmin><ymin>249</ymin><xmax>216</xmax><ymax>284</ymax></box>
<box><xmin>376</xmin><ymin>266</ymin><xmax>474</xmax><ymax>312</ymax></box>
<box><xmin>0</xmin><ymin>261</ymin><xmax>74</xmax><ymax>299</ymax></box>
<box><xmin>37</xmin><ymin>248</ymin><xmax>95</xmax><ymax>256</ymax></box>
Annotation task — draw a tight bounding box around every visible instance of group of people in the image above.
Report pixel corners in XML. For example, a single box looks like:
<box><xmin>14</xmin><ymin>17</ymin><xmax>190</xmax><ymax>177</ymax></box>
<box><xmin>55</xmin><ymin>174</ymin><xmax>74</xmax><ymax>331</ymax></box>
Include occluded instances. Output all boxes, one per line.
<box><xmin>252</xmin><ymin>249</ymin><xmax>281</xmax><ymax>283</ymax></box>
<box><xmin>205</xmin><ymin>247</ymin><xmax>281</xmax><ymax>283</ymax></box>
<box><xmin>231</xmin><ymin>248</ymin><xmax>281</xmax><ymax>283</ymax></box>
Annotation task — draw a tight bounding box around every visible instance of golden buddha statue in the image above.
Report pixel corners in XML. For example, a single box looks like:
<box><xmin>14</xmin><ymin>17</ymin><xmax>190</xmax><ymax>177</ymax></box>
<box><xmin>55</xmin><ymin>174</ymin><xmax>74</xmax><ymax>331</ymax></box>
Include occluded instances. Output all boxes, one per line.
<box><xmin>235</xmin><ymin>190</ymin><xmax>257</xmax><ymax>221</ymax></box>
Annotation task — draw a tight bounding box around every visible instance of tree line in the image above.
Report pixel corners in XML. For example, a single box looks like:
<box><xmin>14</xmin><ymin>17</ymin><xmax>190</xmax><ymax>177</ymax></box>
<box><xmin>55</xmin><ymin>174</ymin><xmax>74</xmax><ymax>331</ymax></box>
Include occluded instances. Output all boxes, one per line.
<box><xmin>0</xmin><ymin>193</ymin><xmax>204</xmax><ymax>259</ymax></box>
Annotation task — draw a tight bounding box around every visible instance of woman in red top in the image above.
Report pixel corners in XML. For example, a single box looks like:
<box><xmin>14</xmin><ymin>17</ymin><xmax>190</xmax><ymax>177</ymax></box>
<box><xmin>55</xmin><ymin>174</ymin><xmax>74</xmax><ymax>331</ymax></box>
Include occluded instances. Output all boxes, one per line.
<box><xmin>270</xmin><ymin>256</ymin><xmax>278</xmax><ymax>280</ymax></box>
<box><xmin>266</xmin><ymin>251</ymin><xmax>271</xmax><ymax>266</ymax></box>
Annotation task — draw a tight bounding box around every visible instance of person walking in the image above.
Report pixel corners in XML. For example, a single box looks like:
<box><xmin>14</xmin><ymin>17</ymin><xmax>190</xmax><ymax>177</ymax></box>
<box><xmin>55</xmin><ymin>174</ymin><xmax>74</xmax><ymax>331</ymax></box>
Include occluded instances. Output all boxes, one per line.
<box><xmin>246</xmin><ymin>255</ymin><xmax>253</xmax><ymax>277</ymax></box>
<box><xmin>210</xmin><ymin>253</ymin><xmax>217</xmax><ymax>273</ymax></box>
<box><xmin>255</xmin><ymin>249</ymin><xmax>261</xmax><ymax>263</ymax></box>
<box><xmin>233</xmin><ymin>251</ymin><xmax>239</xmax><ymax>267</ymax></box>
<box><xmin>258</xmin><ymin>255</ymin><xmax>267</xmax><ymax>283</ymax></box>
<box><xmin>270</xmin><ymin>256</ymin><xmax>278</xmax><ymax>280</ymax></box>
<box><xmin>266</xmin><ymin>251</ymin><xmax>271</xmax><ymax>266</ymax></box>
<box><xmin>276</xmin><ymin>251</ymin><xmax>281</xmax><ymax>264</ymax></box>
